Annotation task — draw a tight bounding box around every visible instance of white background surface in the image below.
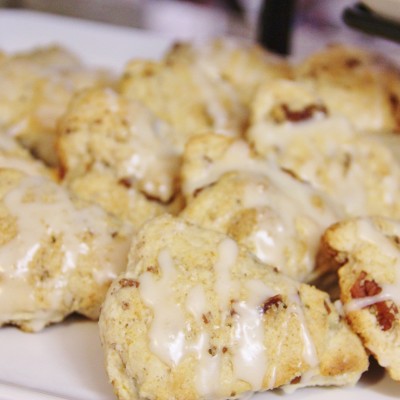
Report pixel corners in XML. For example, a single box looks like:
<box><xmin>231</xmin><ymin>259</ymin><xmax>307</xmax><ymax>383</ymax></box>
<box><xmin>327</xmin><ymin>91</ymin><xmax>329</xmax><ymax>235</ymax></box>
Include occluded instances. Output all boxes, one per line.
<box><xmin>0</xmin><ymin>9</ymin><xmax>398</xmax><ymax>400</ymax></box>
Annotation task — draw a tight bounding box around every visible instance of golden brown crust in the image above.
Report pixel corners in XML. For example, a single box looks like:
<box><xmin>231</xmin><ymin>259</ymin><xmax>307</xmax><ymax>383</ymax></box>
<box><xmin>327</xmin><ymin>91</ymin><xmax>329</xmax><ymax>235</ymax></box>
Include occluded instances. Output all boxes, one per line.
<box><xmin>296</xmin><ymin>44</ymin><xmax>400</xmax><ymax>133</ymax></box>
<box><xmin>0</xmin><ymin>45</ymin><xmax>110</xmax><ymax>166</ymax></box>
<box><xmin>316</xmin><ymin>217</ymin><xmax>400</xmax><ymax>380</ymax></box>
<box><xmin>99</xmin><ymin>215</ymin><xmax>368</xmax><ymax>400</ymax></box>
<box><xmin>0</xmin><ymin>169</ymin><xmax>133</xmax><ymax>331</ymax></box>
<box><xmin>165</xmin><ymin>38</ymin><xmax>293</xmax><ymax>106</ymax></box>
<box><xmin>181</xmin><ymin>171</ymin><xmax>341</xmax><ymax>282</ymax></box>
<box><xmin>118</xmin><ymin>54</ymin><xmax>247</xmax><ymax>145</ymax></box>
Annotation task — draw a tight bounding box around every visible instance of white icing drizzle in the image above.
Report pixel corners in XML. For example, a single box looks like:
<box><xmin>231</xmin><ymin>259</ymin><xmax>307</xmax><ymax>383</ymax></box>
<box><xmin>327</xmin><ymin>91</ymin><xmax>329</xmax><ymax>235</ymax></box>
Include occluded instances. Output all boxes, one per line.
<box><xmin>289</xmin><ymin>290</ymin><xmax>319</xmax><ymax>369</ymax></box>
<box><xmin>193</xmin><ymin>332</ymin><xmax>222</xmax><ymax>399</ymax></box>
<box><xmin>140</xmin><ymin>251</ymin><xmax>223</xmax><ymax>397</ymax></box>
<box><xmin>184</xmin><ymin>140</ymin><xmax>259</xmax><ymax>196</ymax></box>
<box><xmin>214</xmin><ymin>238</ymin><xmax>240</xmax><ymax>312</ymax></box>
<box><xmin>242</xmin><ymin>170</ymin><xmax>340</xmax><ymax>278</ymax></box>
<box><xmin>186</xmin><ymin>285</ymin><xmax>222</xmax><ymax>398</ymax></box>
<box><xmin>232</xmin><ymin>280</ymin><xmax>273</xmax><ymax>390</ymax></box>
<box><xmin>140</xmin><ymin>237</ymin><xmax>320</xmax><ymax>397</ymax></box>
<box><xmin>122</xmin><ymin>99</ymin><xmax>180</xmax><ymax>201</ymax></box>
<box><xmin>0</xmin><ymin>174</ymin><xmax>131</xmax><ymax>318</ymax></box>
<box><xmin>139</xmin><ymin>248</ymin><xmax>186</xmax><ymax>366</ymax></box>
<box><xmin>344</xmin><ymin>219</ymin><xmax>400</xmax><ymax>312</ymax></box>
<box><xmin>192</xmin><ymin>55</ymin><xmax>244</xmax><ymax>136</ymax></box>
<box><xmin>248</xmin><ymin>115</ymin><xmax>400</xmax><ymax>217</ymax></box>
<box><xmin>85</xmin><ymin>89</ymin><xmax>180</xmax><ymax>202</ymax></box>
<box><xmin>186</xmin><ymin>284</ymin><xmax>207</xmax><ymax>321</ymax></box>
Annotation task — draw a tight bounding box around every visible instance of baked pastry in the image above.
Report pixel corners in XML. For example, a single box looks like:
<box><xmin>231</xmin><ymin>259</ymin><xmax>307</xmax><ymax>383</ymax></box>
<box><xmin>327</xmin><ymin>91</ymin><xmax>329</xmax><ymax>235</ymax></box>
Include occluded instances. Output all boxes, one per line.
<box><xmin>181</xmin><ymin>170</ymin><xmax>342</xmax><ymax>282</ymax></box>
<box><xmin>296</xmin><ymin>44</ymin><xmax>400</xmax><ymax>133</ymax></box>
<box><xmin>58</xmin><ymin>87</ymin><xmax>184</xmax><ymax>228</ymax></box>
<box><xmin>65</xmin><ymin>170</ymin><xmax>173</xmax><ymax>230</ymax></box>
<box><xmin>164</xmin><ymin>38</ymin><xmax>293</xmax><ymax>106</ymax></box>
<box><xmin>181</xmin><ymin>133</ymin><xmax>267</xmax><ymax>201</ymax></box>
<box><xmin>246</xmin><ymin>80</ymin><xmax>400</xmax><ymax>218</ymax></box>
<box><xmin>58</xmin><ymin>87</ymin><xmax>181</xmax><ymax>203</ymax></box>
<box><xmin>0</xmin><ymin>45</ymin><xmax>110</xmax><ymax>166</ymax></box>
<box><xmin>99</xmin><ymin>214</ymin><xmax>368</xmax><ymax>400</ymax></box>
<box><xmin>317</xmin><ymin>216</ymin><xmax>400</xmax><ymax>381</ymax></box>
<box><xmin>0</xmin><ymin>134</ymin><xmax>54</xmax><ymax>179</ymax></box>
<box><xmin>118</xmin><ymin>51</ymin><xmax>247</xmax><ymax>147</ymax></box>
<box><xmin>0</xmin><ymin>168</ymin><xmax>133</xmax><ymax>332</ymax></box>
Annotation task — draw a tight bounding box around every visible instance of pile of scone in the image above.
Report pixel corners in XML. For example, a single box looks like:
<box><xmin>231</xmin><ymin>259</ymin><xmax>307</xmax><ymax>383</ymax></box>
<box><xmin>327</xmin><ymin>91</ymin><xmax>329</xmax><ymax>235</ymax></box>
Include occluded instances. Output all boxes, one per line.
<box><xmin>0</xmin><ymin>39</ymin><xmax>399</xmax><ymax>400</ymax></box>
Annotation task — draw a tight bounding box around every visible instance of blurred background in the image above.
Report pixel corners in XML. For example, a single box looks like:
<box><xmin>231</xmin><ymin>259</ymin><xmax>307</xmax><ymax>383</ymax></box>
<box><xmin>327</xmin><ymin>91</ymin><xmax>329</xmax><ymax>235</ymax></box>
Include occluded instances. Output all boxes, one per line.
<box><xmin>0</xmin><ymin>0</ymin><xmax>399</xmax><ymax>61</ymax></box>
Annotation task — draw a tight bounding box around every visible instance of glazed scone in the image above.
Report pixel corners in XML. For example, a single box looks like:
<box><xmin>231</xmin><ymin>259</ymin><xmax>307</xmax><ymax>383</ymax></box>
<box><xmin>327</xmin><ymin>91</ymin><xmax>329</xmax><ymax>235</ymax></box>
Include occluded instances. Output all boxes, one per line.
<box><xmin>99</xmin><ymin>214</ymin><xmax>368</xmax><ymax>400</ymax></box>
<box><xmin>0</xmin><ymin>134</ymin><xmax>55</xmax><ymax>179</ymax></box>
<box><xmin>66</xmin><ymin>170</ymin><xmax>172</xmax><ymax>230</ymax></box>
<box><xmin>181</xmin><ymin>171</ymin><xmax>342</xmax><ymax>282</ymax></box>
<box><xmin>317</xmin><ymin>217</ymin><xmax>400</xmax><ymax>381</ymax></box>
<box><xmin>0</xmin><ymin>45</ymin><xmax>110</xmax><ymax>166</ymax></box>
<box><xmin>296</xmin><ymin>44</ymin><xmax>400</xmax><ymax>132</ymax></box>
<box><xmin>246</xmin><ymin>81</ymin><xmax>400</xmax><ymax>218</ymax></box>
<box><xmin>58</xmin><ymin>87</ymin><xmax>181</xmax><ymax>203</ymax></box>
<box><xmin>164</xmin><ymin>38</ymin><xmax>293</xmax><ymax>106</ymax></box>
<box><xmin>0</xmin><ymin>168</ymin><xmax>133</xmax><ymax>332</ymax></box>
<box><xmin>181</xmin><ymin>134</ymin><xmax>266</xmax><ymax>201</ymax></box>
<box><xmin>118</xmin><ymin>53</ymin><xmax>247</xmax><ymax>147</ymax></box>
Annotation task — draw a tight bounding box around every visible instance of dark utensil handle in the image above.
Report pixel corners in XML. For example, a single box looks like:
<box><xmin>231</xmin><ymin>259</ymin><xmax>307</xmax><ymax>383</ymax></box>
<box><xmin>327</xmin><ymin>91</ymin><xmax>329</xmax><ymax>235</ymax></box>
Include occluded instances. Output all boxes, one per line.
<box><xmin>257</xmin><ymin>0</ymin><xmax>296</xmax><ymax>55</ymax></box>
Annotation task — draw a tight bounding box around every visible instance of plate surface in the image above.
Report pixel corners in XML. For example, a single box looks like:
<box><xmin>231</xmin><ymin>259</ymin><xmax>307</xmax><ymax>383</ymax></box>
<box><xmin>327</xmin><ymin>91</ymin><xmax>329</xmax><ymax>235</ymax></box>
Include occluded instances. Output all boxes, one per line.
<box><xmin>0</xmin><ymin>9</ymin><xmax>397</xmax><ymax>400</ymax></box>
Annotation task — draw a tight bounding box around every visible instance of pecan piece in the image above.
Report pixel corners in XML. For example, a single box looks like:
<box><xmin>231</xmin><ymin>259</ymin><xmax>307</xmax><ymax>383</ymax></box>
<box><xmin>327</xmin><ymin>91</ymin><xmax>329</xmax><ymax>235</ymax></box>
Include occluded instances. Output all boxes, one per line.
<box><xmin>351</xmin><ymin>271</ymin><xmax>398</xmax><ymax>331</ymax></box>
<box><xmin>375</xmin><ymin>302</ymin><xmax>398</xmax><ymax>331</ymax></box>
<box><xmin>119</xmin><ymin>278</ymin><xmax>140</xmax><ymax>288</ymax></box>
<box><xmin>350</xmin><ymin>271</ymin><xmax>382</xmax><ymax>299</ymax></box>
<box><xmin>281</xmin><ymin>104</ymin><xmax>328</xmax><ymax>123</ymax></box>
<box><xmin>262</xmin><ymin>294</ymin><xmax>285</xmax><ymax>313</ymax></box>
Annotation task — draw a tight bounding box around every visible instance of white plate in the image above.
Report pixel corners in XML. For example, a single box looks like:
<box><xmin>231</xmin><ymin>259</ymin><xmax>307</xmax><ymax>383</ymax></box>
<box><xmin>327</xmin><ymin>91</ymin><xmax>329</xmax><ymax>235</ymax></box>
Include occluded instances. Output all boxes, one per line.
<box><xmin>363</xmin><ymin>0</ymin><xmax>400</xmax><ymax>23</ymax></box>
<box><xmin>0</xmin><ymin>9</ymin><xmax>174</xmax><ymax>72</ymax></box>
<box><xmin>0</xmin><ymin>9</ymin><xmax>397</xmax><ymax>400</ymax></box>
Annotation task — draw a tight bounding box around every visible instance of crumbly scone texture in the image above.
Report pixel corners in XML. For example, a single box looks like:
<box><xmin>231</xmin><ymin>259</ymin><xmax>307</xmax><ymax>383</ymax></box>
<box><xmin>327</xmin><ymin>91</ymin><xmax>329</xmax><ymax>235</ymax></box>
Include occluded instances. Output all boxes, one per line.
<box><xmin>317</xmin><ymin>216</ymin><xmax>400</xmax><ymax>381</ymax></box>
<box><xmin>99</xmin><ymin>214</ymin><xmax>368</xmax><ymax>400</ymax></box>
<box><xmin>0</xmin><ymin>168</ymin><xmax>133</xmax><ymax>332</ymax></box>
<box><xmin>181</xmin><ymin>171</ymin><xmax>340</xmax><ymax>282</ymax></box>
<box><xmin>66</xmin><ymin>170</ymin><xmax>173</xmax><ymax>230</ymax></box>
<box><xmin>246</xmin><ymin>80</ymin><xmax>400</xmax><ymax>218</ymax></box>
<box><xmin>0</xmin><ymin>45</ymin><xmax>110</xmax><ymax>166</ymax></box>
<box><xmin>164</xmin><ymin>38</ymin><xmax>293</xmax><ymax>106</ymax></box>
<box><xmin>57</xmin><ymin>87</ymin><xmax>181</xmax><ymax>203</ymax></box>
<box><xmin>118</xmin><ymin>54</ymin><xmax>247</xmax><ymax>147</ymax></box>
<box><xmin>295</xmin><ymin>44</ymin><xmax>400</xmax><ymax>132</ymax></box>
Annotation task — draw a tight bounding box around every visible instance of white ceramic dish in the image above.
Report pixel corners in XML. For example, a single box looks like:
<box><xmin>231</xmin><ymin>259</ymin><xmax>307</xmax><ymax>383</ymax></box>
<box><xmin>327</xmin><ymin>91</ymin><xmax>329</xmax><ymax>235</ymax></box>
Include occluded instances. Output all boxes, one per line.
<box><xmin>0</xmin><ymin>9</ymin><xmax>397</xmax><ymax>400</ymax></box>
<box><xmin>363</xmin><ymin>0</ymin><xmax>400</xmax><ymax>23</ymax></box>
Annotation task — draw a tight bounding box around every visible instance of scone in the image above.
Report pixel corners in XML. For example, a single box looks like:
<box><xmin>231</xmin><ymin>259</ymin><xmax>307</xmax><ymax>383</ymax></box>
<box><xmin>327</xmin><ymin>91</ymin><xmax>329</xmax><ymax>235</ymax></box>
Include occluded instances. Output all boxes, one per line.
<box><xmin>0</xmin><ymin>45</ymin><xmax>110</xmax><ymax>166</ymax></box>
<box><xmin>0</xmin><ymin>134</ymin><xmax>55</xmax><ymax>179</ymax></box>
<box><xmin>58</xmin><ymin>87</ymin><xmax>181</xmax><ymax>203</ymax></box>
<box><xmin>296</xmin><ymin>44</ymin><xmax>400</xmax><ymax>132</ymax></box>
<box><xmin>246</xmin><ymin>80</ymin><xmax>400</xmax><ymax>218</ymax></box>
<box><xmin>99</xmin><ymin>214</ymin><xmax>368</xmax><ymax>400</ymax></box>
<box><xmin>0</xmin><ymin>168</ymin><xmax>133</xmax><ymax>332</ymax></box>
<box><xmin>181</xmin><ymin>171</ymin><xmax>342</xmax><ymax>282</ymax></box>
<box><xmin>65</xmin><ymin>170</ymin><xmax>173</xmax><ymax>230</ymax></box>
<box><xmin>164</xmin><ymin>38</ymin><xmax>293</xmax><ymax>106</ymax></box>
<box><xmin>181</xmin><ymin>133</ymin><xmax>269</xmax><ymax>201</ymax></box>
<box><xmin>118</xmin><ymin>52</ymin><xmax>247</xmax><ymax>147</ymax></box>
<box><xmin>317</xmin><ymin>216</ymin><xmax>400</xmax><ymax>381</ymax></box>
